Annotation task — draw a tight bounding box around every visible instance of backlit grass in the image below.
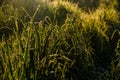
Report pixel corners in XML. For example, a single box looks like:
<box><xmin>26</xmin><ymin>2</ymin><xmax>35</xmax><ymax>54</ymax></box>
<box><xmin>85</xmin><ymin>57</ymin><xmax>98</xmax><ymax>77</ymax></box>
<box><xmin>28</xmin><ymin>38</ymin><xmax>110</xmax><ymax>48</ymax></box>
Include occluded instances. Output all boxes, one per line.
<box><xmin>0</xmin><ymin>0</ymin><xmax>120</xmax><ymax>80</ymax></box>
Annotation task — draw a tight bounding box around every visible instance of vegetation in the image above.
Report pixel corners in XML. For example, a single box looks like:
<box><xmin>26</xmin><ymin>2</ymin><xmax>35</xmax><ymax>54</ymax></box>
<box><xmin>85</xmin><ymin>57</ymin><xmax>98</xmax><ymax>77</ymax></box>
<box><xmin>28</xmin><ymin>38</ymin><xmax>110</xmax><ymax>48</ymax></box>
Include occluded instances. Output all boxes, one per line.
<box><xmin>0</xmin><ymin>0</ymin><xmax>120</xmax><ymax>80</ymax></box>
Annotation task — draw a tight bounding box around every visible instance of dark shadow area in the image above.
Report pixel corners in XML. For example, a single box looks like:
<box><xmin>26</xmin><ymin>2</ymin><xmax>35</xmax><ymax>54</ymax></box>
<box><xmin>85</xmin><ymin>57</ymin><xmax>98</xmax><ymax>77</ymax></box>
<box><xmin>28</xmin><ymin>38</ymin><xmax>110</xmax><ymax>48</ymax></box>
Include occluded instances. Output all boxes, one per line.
<box><xmin>70</xmin><ymin>0</ymin><xmax>100</xmax><ymax>11</ymax></box>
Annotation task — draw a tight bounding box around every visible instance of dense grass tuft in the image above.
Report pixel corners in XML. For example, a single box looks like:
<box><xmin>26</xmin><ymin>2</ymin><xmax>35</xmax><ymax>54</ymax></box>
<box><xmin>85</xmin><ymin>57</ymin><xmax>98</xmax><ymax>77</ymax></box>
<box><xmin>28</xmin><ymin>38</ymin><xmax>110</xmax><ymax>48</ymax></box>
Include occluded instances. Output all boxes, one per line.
<box><xmin>0</xmin><ymin>0</ymin><xmax>120</xmax><ymax>80</ymax></box>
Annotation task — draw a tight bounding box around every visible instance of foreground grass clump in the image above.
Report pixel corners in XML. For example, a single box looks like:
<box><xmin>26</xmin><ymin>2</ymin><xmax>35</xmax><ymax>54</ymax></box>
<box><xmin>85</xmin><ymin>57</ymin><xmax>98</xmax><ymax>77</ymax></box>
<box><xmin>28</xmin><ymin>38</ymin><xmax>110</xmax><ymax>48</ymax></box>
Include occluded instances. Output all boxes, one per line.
<box><xmin>0</xmin><ymin>0</ymin><xmax>120</xmax><ymax>80</ymax></box>
<box><xmin>0</xmin><ymin>13</ymin><xmax>95</xmax><ymax>80</ymax></box>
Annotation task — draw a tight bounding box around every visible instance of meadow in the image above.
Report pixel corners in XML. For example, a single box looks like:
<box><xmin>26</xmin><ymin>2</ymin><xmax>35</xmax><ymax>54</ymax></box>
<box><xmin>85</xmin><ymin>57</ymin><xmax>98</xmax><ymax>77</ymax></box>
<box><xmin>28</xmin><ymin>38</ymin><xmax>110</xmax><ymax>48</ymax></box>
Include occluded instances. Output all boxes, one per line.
<box><xmin>0</xmin><ymin>0</ymin><xmax>120</xmax><ymax>80</ymax></box>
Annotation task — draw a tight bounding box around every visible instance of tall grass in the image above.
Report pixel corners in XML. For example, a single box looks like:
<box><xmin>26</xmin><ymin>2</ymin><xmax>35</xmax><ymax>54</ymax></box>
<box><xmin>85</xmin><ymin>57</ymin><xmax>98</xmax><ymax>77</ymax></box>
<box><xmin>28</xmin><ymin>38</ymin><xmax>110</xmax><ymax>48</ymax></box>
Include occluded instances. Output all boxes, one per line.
<box><xmin>0</xmin><ymin>0</ymin><xmax>120</xmax><ymax>80</ymax></box>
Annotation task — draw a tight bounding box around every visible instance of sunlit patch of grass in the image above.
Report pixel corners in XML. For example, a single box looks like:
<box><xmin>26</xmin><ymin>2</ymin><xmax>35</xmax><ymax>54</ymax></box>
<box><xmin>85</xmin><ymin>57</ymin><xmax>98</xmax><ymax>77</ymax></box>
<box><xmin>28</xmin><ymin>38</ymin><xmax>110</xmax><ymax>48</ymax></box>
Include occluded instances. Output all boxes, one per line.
<box><xmin>0</xmin><ymin>0</ymin><xmax>120</xmax><ymax>80</ymax></box>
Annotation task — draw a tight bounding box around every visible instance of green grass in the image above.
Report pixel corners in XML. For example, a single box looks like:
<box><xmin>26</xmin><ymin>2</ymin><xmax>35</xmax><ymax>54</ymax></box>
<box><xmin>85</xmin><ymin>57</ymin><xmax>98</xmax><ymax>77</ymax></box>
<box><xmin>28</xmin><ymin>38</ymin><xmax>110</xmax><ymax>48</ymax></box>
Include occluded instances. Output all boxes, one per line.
<box><xmin>0</xmin><ymin>0</ymin><xmax>120</xmax><ymax>80</ymax></box>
